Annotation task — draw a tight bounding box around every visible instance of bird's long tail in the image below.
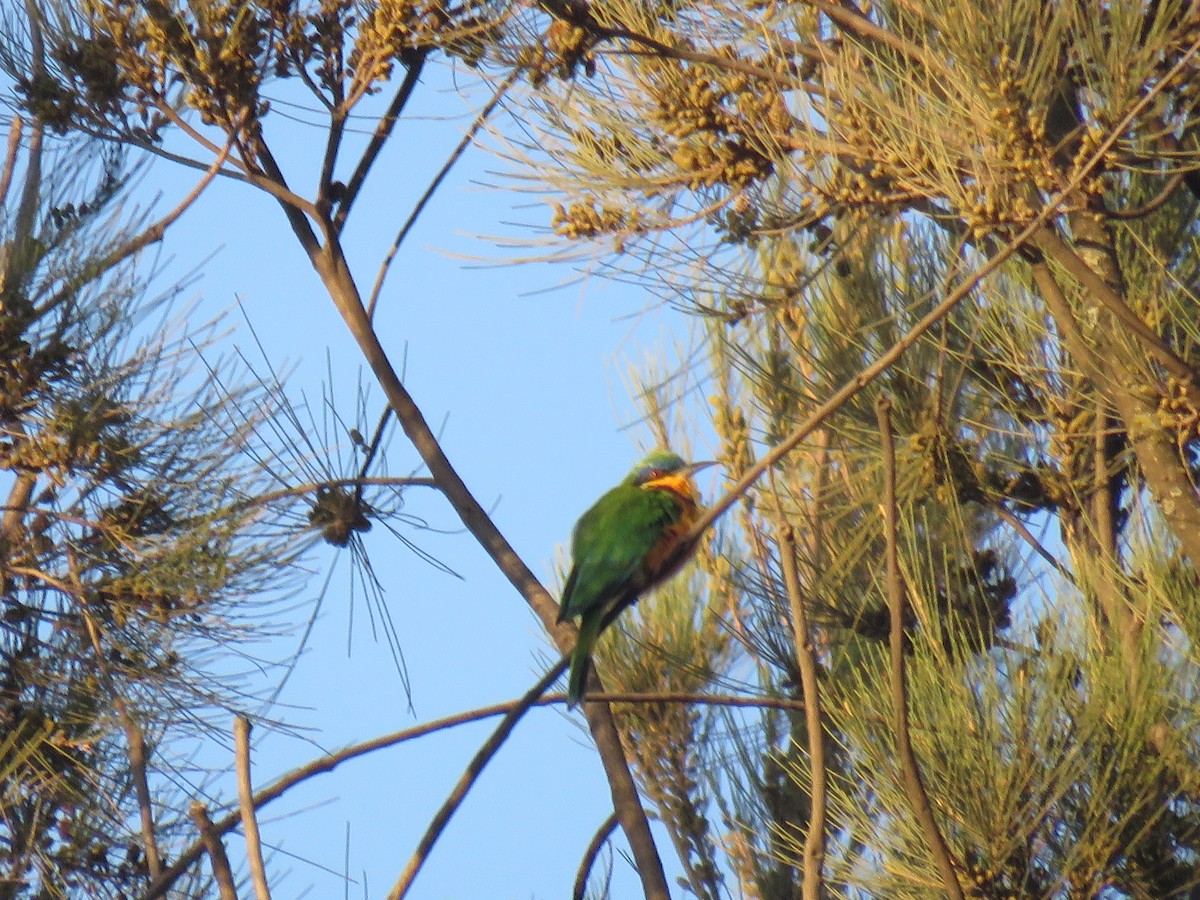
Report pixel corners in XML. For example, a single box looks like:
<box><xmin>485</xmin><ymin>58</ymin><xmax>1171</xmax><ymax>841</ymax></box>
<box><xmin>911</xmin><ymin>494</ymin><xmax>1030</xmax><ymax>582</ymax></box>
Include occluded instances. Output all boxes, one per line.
<box><xmin>567</xmin><ymin>615</ymin><xmax>604</xmax><ymax>708</ymax></box>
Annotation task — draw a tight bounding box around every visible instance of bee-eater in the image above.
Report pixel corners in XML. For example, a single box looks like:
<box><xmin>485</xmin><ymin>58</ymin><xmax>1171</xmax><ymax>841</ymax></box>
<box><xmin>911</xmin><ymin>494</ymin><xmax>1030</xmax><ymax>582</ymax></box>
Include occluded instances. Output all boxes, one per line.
<box><xmin>558</xmin><ymin>450</ymin><xmax>715</xmax><ymax>706</ymax></box>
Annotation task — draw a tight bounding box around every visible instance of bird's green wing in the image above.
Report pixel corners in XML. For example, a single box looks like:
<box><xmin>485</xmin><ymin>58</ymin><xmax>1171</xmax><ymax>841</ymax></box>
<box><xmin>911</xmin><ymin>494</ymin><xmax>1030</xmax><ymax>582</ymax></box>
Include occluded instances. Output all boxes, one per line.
<box><xmin>559</xmin><ymin>483</ymin><xmax>682</xmax><ymax>620</ymax></box>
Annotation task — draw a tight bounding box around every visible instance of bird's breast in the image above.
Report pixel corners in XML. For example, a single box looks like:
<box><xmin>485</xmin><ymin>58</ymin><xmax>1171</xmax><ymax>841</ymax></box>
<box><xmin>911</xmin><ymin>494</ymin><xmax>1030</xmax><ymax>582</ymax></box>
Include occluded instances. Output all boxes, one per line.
<box><xmin>641</xmin><ymin>497</ymin><xmax>702</xmax><ymax>581</ymax></box>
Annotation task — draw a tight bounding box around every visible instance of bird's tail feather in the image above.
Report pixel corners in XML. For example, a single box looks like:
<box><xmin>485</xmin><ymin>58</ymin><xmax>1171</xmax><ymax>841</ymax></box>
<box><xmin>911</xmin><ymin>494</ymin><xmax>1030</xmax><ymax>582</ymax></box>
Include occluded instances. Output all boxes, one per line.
<box><xmin>566</xmin><ymin>616</ymin><xmax>602</xmax><ymax>707</ymax></box>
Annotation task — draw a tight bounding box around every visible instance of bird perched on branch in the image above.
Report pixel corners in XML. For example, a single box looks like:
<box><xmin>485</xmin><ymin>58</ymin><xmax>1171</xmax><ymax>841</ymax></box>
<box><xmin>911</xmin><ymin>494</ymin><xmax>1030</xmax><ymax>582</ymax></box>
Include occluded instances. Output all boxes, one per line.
<box><xmin>558</xmin><ymin>450</ymin><xmax>715</xmax><ymax>706</ymax></box>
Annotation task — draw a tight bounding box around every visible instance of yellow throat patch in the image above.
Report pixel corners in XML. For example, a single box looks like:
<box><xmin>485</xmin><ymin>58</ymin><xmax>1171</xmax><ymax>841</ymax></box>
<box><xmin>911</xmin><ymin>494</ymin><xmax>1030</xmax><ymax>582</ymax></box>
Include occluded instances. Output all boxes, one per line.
<box><xmin>642</xmin><ymin>472</ymin><xmax>699</xmax><ymax>507</ymax></box>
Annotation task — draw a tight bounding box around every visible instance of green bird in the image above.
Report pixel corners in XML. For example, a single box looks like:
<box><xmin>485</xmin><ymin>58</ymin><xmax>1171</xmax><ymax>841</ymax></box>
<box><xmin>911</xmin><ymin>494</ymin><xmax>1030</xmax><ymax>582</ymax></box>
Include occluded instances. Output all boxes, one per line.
<box><xmin>558</xmin><ymin>450</ymin><xmax>716</xmax><ymax>707</ymax></box>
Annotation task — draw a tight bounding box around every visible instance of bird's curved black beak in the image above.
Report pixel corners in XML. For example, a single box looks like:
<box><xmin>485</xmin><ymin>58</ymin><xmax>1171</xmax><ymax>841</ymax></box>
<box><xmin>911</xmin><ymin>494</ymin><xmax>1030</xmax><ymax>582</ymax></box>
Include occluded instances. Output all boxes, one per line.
<box><xmin>682</xmin><ymin>460</ymin><xmax>718</xmax><ymax>476</ymax></box>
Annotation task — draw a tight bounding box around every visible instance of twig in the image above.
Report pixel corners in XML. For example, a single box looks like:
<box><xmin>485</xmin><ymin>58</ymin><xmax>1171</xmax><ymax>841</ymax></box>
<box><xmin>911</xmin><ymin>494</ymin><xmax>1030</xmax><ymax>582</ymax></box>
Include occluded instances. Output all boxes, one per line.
<box><xmin>564</xmin><ymin>690</ymin><xmax>806</xmax><ymax>710</ymax></box>
<box><xmin>76</xmin><ymin>597</ymin><xmax>162</xmax><ymax>880</ymax></box>
<box><xmin>137</xmin><ymin>683</ymin><xmax>802</xmax><ymax>900</ymax></box>
<box><xmin>1107</xmin><ymin>171</ymin><xmax>1186</xmax><ymax>219</ymax></box>
<box><xmin>151</xmin><ymin>98</ymin><xmax>251</xmax><ymax>175</ymax></box>
<box><xmin>189</xmin><ymin>802</ymin><xmax>238</xmax><ymax>900</ymax></box>
<box><xmin>353</xmin><ymin>407</ymin><xmax>395</xmax><ymax>510</ymax></box>
<box><xmin>80</xmin><ymin>137</ymin><xmax>233</xmax><ymax>278</ymax></box>
<box><xmin>334</xmin><ymin>52</ymin><xmax>428</xmax><ymax>234</ymax></box>
<box><xmin>365</xmin><ymin>68</ymin><xmax>519</xmax><ymax>321</ymax></box>
<box><xmin>385</xmin><ymin>658</ymin><xmax>569</xmax><ymax>899</ymax></box>
<box><xmin>14</xmin><ymin>0</ymin><xmax>43</xmax><ymax>247</ymax></box>
<box><xmin>0</xmin><ymin>471</ymin><xmax>37</xmax><ymax>550</ymax></box>
<box><xmin>776</xmin><ymin>523</ymin><xmax>827</xmax><ymax>900</ymax></box>
<box><xmin>249</xmin><ymin>475</ymin><xmax>438</xmax><ymax>508</ymax></box>
<box><xmin>317</xmin><ymin>107</ymin><xmax>345</xmax><ymax>217</ymax></box>
<box><xmin>990</xmin><ymin>503</ymin><xmax>1075</xmax><ymax>586</ymax></box>
<box><xmin>250</xmin><ymin>132</ymin><xmax>328</xmax><ymax>253</ymax></box>
<box><xmin>235</xmin><ymin>717</ymin><xmax>271</xmax><ymax>900</ymax></box>
<box><xmin>573</xmin><ymin>812</ymin><xmax>619</xmax><ymax>900</ymax></box>
<box><xmin>876</xmin><ymin>396</ymin><xmax>964</xmax><ymax>900</ymax></box>
<box><xmin>122</xmin><ymin>719</ymin><xmax>162</xmax><ymax>880</ymax></box>
<box><xmin>0</xmin><ymin>114</ymin><xmax>22</xmax><ymax>209</ymax></box>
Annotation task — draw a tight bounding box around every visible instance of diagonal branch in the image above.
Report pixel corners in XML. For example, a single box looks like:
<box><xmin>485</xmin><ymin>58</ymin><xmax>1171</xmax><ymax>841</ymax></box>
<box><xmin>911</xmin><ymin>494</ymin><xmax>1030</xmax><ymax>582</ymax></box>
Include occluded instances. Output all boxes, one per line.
<box><xmin>801</xmin><ymin>0</ymin><xmax>937</xmax><ymax>70</ymax></box>
<box><xmin>29</xmin><ymin>136</ymin><xmax>233</xmax><ymax>323</ymax></box>
<box><xmin>385</xmin><ymin>657</ymin><xmax>569</xmax><ymax>900</ymax></box>
<box><xmin>662</xmin><ymin>43</ymin><xmax>1200</xmax><ymax>571</ymax></box>
<box><xmin>251</xmin><ymin>133</ymin><xmax>327</xmax><ymax>256</ymax></box>
<box><xmin>365</xmin><ymin>67</ymin><xmax>519</xmax><ymax>320</ymax></box>
<box><xmin>189</xmin><ymin>802</ymin><xmax>238</xmax><ymax>900</ymax></box>
<box><xmin>876</xmin><ymin>396</ymin><xmax>964</xmax><ymax>899</ymax></box>
<box><xmin>989</xmin><ymin>503</ymin><xmax>1075</xmax><ymax>586</ymax></box>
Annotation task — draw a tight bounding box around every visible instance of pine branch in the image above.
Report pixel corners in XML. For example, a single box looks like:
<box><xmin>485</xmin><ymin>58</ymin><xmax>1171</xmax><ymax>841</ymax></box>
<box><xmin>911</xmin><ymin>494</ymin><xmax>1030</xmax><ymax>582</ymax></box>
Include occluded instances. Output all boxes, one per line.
<box><xmin>876</xmin><ymin>395</ymin><xmax>964</xmax><ymax>900</ymax></box>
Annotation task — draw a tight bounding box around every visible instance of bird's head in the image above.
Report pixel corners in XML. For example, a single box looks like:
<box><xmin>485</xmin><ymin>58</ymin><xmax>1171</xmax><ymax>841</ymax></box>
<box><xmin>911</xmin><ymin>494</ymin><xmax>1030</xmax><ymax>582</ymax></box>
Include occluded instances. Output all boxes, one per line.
<box><xmin>626</xmin><ymin>451</ymin><xmax>716</xmax><ymax>491</ymax></box>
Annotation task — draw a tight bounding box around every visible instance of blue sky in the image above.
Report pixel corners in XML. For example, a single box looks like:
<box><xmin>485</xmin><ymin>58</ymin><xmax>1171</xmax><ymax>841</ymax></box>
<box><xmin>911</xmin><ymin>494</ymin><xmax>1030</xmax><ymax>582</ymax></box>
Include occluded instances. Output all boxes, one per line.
<box><xmin>137</xmin><ymin>60</ymin><xmax>700</xmax><ymax>898</ymax></box>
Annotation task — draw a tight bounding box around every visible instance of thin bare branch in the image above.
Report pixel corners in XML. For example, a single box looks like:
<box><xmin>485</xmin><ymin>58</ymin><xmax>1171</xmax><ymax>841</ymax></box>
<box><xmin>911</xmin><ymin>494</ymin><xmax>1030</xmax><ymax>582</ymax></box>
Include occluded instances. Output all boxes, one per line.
<box><xmin>87</xmin><ymin>124</ymin><xmax>255</xmax><ymax>184</ymax></box>
<box><xmin>353</xmin><ymin>407</ymin><xmax>396</xmax><ymax>510</ymax></box>
<box><xmin>122</xmin><ymin>719</ymin><xmax>162</xmax><ymax>880</ymax></box>
<box><xmin>562</xmin><ymin>690</ymin><xmax>806</xmax><ymax>710</ymax></box>
<box><xmin>600</xmin><ymin>27</ymin><xmax>794</xmax><ymax>87</ymax></box>
<box><xmin>386</xmin><ymin>657</ymin><xmax>570</xmax><ymax>900</ymax></box>
<box><xmin>65</xmin><ymin>137</ymin><xmax>233</xmax><ymax>296</ymax></box>
<box><xmin>877</xmin><ymin>396</ymin><xmax>964</xmax><ymax>900</ymax></box>
<box><xmin>151</xmin><ymin>98</ymin><xmax>252</xmax><ymax>175</ymax></box>
<box><xmin>573</xmin><ymin>811</ymin><xmax>619</xmax><ymax>900</ymax></box>
<box><xmin>366</xmin><ymin>67</ymin><xmax>519</xmax><ymax>320</ymax></box>
<box><xmin>250</xmin><ymin>132</ymin><xmax>327</xmax><ymax>256</ymax></box>
<box><xmin>14</xmin><ymin>0</ymin><xmax>43</xmax><ymax>248</ymax></box>
<box><xmin>189</xmin><ymin>802</ymin><xmax>238</xmax><ymax>900</ymax></box>
<box><xmin>318</xmin><ymin>106</ymin><xmax>346</xmax><ymax>218</ymax></box>
<box><xmin>776</xmin><ymin>522</ymin><xmax>827</xmax><ymax>900</ymax></box>
<box><xmin>247</xmin><ymin>475</ymin><xmax>438</xmax><ymax>509</ymax></box>
<box><xmin>1108</xmin><ymin>171</ymin><xmax>1186</xmax><ymax>219</ymax></box>
<box><xmin>235</xmin><ymin>717</ymin><xmax>271</xmax><ymax>900</ymax></box>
